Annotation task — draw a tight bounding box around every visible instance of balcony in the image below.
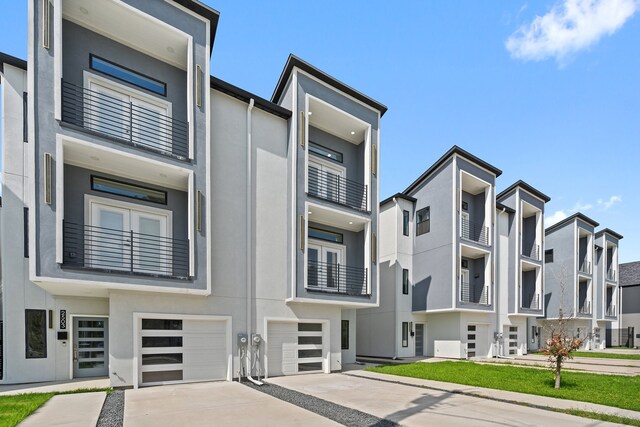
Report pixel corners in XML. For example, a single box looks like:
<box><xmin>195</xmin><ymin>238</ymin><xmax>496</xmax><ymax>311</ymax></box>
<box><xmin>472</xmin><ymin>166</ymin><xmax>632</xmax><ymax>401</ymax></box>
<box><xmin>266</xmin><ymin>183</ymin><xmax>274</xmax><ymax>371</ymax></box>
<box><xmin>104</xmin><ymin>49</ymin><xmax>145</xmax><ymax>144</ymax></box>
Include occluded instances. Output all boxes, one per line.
<box><xmin>606</xmin><ymin>269</ymin><xmax>616</xmax><ymax>281</ymax></box>
<box><xmin>461</xmin><ymin>217</ymin><xmax>489</xmax><ymax>246</ymax></box>
<box><xmin>62</xmin><ymin>221</ymin><xmax>189</xmax><ymax>279</ymax></box>
<box><xmin>460</xmin><ymin>281</ymin><xmax>489</xmax><ymax>305</ymax></box>
<box><xmin>308</xmin><ymin>166</ymin><xmax>367</xmax><ymax>212</ymax></box>
<box><xmin>521</xmin><ymin>293</ymin><xmax>540</xmax><ymax>310</ymax></box>
<box><xmin>606</xmin><ymin>305</ymin><xmax>617</xmax><ymax>317</ymax></box>
<box><xmin>578</xmin><ymin>301</ymin><xmax>591</xmax><ymax>315</ymax></box>
<box><xmin>522</xmin><ymin>241</ymin><xmax>540</xmax><ymax>260</ymax></box>
<box><xmin>61</xmin><ymin>80</ymin><xmax>189</xmax><ymax>159</ymax></box>
<box><xmin>307</xmin><ymin>260</ymin><xmax>368</xmax><ymax>296</ymax></box>
<box><xmin>578</xmin><ymin>260</ymin><xmax>591</xmax><ymax>275</ymax></box>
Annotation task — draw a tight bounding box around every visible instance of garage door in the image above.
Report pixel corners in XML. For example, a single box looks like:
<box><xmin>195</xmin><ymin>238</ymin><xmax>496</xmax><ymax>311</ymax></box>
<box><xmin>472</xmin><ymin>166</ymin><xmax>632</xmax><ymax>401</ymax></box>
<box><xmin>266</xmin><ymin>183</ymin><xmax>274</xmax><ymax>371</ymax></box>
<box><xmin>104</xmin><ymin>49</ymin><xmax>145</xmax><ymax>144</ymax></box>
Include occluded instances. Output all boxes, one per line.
<box><xmin>139</xmin><ymin>318</ymin><xmax>227</xmax><ymax>386</ymax></box>
<box><xmin>267</xmin><ymin>322</ymin><xmax>324</xmax><ymax>377</ymax></box>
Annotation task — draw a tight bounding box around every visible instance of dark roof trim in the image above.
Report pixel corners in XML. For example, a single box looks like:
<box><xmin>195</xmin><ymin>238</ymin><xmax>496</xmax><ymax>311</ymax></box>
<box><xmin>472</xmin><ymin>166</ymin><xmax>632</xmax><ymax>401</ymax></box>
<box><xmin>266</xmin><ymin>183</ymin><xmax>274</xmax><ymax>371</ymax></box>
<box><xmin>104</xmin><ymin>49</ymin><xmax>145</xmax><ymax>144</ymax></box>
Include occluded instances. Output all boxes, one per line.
<box><xmin>496</xmin><ymin>202</ymin><xmax>516</xmax><ymax>214</ymax></box>
<box><xmin>595</xmin><ymin>228</ymin><xmax>624</xmax><ymax>240</ymax></box>
<box><xmin>172</xmin><ymin>0</ymin><xmax>219</xmax><ymax>54</ymax></box>
<box><xmin>211</xmin><ymin>76</ymin><xmax>292</xmax><ymax>119</ymax></box>
<box><xmin>404</xmin><ymin>146</ymin><xmax>502</xmax><ymax>195</ymax></box>
<box><xmin>497</xmin><ymin>180</ymin><xmax>551</xmax><ymax>203</ymax></box>
<box><xmin>545</xmin><ymin>212</ymin><xmax>599</xmax><ymax>234</ymax></box>
<box><xmin>271</xmin><ymin>54</ymin><xmax>387</xmax><ymax>116</ymax></box>
<box><xmin>0</xmin><ymin>52</ymin><xmax>27</xmax><ymax>73</ymax></box>
<box><xmin>380</xmin><ymin>193</ymin><xmax>417</xmax><ymax>207</ymax></box>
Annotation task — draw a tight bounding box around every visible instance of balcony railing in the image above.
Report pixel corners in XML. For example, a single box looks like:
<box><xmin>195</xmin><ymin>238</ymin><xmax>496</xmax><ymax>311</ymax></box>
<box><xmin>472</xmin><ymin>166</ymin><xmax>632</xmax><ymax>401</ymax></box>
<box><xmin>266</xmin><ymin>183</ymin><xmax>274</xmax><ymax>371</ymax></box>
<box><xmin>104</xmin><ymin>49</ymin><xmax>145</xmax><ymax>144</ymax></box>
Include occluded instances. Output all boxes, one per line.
<box><xmin>461</xmin><ymin>217</ymin><xmax>489</xmax><ymax>246</ymax></box>
<box><xmin>62</xmin><ymin>221</ymin><xmax>189</xmax><ymax>278</ymax></box>
<box><xmin>522</xmin><ymin>241</ymin><xmax>540</xmax><ymax>260</ymax></box>
<box><xmin>606</xmin><ymin>269</ymin><xmax>616</xmax><ymax>281</ymax></box>
<box><xmin>521</xmin><ymin>293</ymin><xmax>540</xmax><ymax>310</ymax></box>
<box><xmin>606</xmin><ymin>305</ymin><xmax>617</xmax><ymax>317</ymax></box>
<box><xmin>61</xmin><ymin>80</ymin><xmax>189</xmax><ymax>159</ymax></box>
<box><xmin>307</xmin><ymin>260</ymin><xmax>368</xmax><ymax>296</ymax></box>
<box><xmin>578</xmin><ymin>301</ymin><xmax>591</xmax><ymax>315</ymax></box>
<box><xmin>460</xmin><ymin>281</ymin><xmax>489</xmax><ymax>305</ymax></box>
<box><xmin>578</xmin><ymin>260</ymin><xmax>591</xmax><ymax>274</ymax></box>
<box><xmin>308</xmin><ymin>166</ymin><xmax>367</xmax><ymax>212</ymax></box>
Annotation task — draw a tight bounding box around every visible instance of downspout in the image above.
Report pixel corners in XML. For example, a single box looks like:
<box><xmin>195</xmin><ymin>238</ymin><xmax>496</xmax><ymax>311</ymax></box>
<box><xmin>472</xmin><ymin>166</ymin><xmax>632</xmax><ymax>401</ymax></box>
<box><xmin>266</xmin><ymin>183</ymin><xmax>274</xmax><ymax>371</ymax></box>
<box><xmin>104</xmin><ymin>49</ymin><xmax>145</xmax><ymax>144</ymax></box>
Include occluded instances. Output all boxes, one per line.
<box><xmin>495</xmin><ymin>207</ymin><xmax>509</xmax><ymax>359</ymax></box>
<box><xmin>392</xmin><ymin>197</ymin><xmax>398</xmax><ymax>359</ymax></box>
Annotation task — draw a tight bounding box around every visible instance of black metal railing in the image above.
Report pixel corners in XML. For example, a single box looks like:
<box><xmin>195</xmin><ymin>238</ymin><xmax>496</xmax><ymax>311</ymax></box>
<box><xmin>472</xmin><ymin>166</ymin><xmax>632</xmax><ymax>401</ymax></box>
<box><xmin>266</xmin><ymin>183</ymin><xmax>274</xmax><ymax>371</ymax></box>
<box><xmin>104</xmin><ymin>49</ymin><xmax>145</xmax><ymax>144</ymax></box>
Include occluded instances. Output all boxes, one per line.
<box><xmin>63</xmin><ymin>221</ymin><xmax>189</xmax><ymax>278</ymax></box>
<box><xmin>61</xmin><ymin>80</ymin><xmax>189</xmax><ymax>159</ymax></box>
<box><xmin>521</xmin><ymin>293</ymin><xmax>540</xmax><ymax>310</ymax></box>
<box><xmin>460</xmin><ymin>281</ymin><xmax>489</xmax><ymax>305</ymax></box>
<box><xmin>308</xmin><ymin>166</ymin><xmax>367</xmax><ymax>212</ymax></box>
<box><xmin>606</xmin><ymin>305</ymin><xmax>616</xmax><ymax>317</ymax></box>
<box><xmin>578</xmin><ymin>260</ymin><xmax>591</xmax><ymax>274</ymax></box>
<box><xmin>606</xmin><ymin>269</ymin><xmax>616</xmax><ymax>281</ymax></box>
<box><xmin>461</xmin><ymin>217</ymin><xmax>489</xmax><ymax>245</ymax></box>
<box><xmin>307</xmin><ymin>260</ymin><xmax>368</xmax><ymax>296</ymax></box>
<box><xmin>578</xmin><ymin>301</ymin><xmax>591</xmax><ymax>315</ymax></box>
<box><xmin>522</xmin><ymin>241</ymin><xmax>540</xmax><ymax>260</ymax></box>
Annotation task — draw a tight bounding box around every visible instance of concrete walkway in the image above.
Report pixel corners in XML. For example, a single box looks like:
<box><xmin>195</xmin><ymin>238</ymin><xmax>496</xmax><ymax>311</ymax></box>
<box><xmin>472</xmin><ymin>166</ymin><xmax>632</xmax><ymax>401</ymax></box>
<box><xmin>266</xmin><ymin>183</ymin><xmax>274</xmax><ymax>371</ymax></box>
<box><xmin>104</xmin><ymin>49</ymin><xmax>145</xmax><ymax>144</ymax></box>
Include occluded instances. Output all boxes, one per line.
<box><xmin>123</xmin><ymin>381</ymin><xmax>338</xmax><ymax>426</ymax></box>
<box><xmin>18</xmin><ymin>391</ymin><xmax>106</xmax><ymax>427</ymax></box>
<box><xmin>477</xmin><ymin>354</ymin><xmax>640</xmax><ymax>376</ymax></box>
<box><xmin>0</xmin><ymin>377</ymin><xmax>110</xmax><ymax>396</ymax></box>
<box><xmin>269</xmin><ymin>372</ymin><xmax>628</xmax><ymax>426</ymax></box>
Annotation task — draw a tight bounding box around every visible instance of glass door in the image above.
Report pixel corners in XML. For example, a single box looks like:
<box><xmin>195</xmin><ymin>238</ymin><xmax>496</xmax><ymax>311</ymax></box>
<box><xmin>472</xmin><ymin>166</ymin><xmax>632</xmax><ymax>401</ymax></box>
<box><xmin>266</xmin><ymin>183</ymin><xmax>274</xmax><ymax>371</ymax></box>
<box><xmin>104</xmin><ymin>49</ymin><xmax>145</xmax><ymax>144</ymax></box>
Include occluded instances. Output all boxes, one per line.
<box><xmin>131</xmin><ymin>98</ymin><xmax>169</xmax><ymax>152</ymax></box>
<box><xmin>131</xmin><ymin>212</ymin><xmax>168</xmax><ymax>275</ymax></box>
<box><xmin>87</xmin><ymin>83</ymin><xmax>130</xmax><ymax>140</ymax></box>
<box><xmin>73</xmin><ymin>317</ymin><xmax>108</xmax><ymax>378</ymax></box>
<box><xmin>89</xmin><ymin>204</ymin><xmax>130</xmax><ymax>271</ymax></box>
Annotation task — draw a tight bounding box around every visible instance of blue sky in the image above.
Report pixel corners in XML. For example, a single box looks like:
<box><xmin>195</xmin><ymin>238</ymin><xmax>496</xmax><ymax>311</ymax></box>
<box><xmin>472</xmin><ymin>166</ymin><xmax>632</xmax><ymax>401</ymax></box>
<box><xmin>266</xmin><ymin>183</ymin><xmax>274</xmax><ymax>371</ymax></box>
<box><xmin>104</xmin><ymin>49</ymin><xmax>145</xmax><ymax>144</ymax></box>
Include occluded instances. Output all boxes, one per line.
<box><xmin>1</xmin><ymin>1</ymin><xmax>639</xmax><ymax>262</ymax></box>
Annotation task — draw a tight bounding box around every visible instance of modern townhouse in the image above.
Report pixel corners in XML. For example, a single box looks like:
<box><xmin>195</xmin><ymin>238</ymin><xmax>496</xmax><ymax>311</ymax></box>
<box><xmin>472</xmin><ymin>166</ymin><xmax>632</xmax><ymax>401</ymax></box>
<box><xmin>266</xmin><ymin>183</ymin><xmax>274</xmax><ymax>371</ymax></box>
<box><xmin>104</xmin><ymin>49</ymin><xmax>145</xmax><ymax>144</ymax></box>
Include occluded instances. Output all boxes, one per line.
<box><xmin>611</xmin><ymin>261</ymin><xmax>639</xmax><ymax>348</ymax></box>
<box><xmin>532</xmin><ymin>213</ymin><xmax>623</xmax><ymax>350</ymax></box>
<box><xmin>0</xmin><ymin>0</ymin><xmax>384</xmax><ymax>388</ymax></box>
<box><xmin>358</xmin><ymin>146</ymin><xmax>539</xmax><ymax>359</ymax></box>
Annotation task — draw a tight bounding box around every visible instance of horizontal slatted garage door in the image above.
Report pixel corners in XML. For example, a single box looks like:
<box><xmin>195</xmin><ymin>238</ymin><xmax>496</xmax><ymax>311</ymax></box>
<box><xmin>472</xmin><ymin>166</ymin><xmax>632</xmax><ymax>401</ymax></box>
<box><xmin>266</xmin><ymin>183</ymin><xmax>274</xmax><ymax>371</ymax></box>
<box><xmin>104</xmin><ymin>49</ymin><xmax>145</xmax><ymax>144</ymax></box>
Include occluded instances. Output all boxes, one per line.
<box><xmin>139</xmin><ymin>317</ymin><xmax>228</xmax><ymax>386</ymax></box>
<box><xmin>267</xmin><ymin>321</ymin><xmax>325</xmax><ymax>377</ymax></box>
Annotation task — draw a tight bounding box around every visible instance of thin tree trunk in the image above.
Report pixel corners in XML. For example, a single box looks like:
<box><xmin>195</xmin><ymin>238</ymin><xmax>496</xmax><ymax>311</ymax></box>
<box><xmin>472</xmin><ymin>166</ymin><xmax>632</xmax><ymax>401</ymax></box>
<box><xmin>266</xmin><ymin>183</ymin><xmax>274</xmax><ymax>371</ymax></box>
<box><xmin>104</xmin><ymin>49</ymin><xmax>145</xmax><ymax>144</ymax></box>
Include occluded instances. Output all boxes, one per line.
<box><xmin>555</xmin><ymin>357</ymin><xmax>562</xmax><ymax>389</ymax></box>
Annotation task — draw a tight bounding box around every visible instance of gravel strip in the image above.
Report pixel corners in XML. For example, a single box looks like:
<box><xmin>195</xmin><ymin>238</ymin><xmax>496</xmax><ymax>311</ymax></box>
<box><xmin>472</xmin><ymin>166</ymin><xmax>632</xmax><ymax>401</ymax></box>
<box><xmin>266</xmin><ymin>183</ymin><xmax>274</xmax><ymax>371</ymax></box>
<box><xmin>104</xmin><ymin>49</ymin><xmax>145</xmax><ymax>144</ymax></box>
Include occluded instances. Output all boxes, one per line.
<box><xmin>243</xmin><ymin>380</ymin><xmax>398</xmax><ymax>427</ymax></box>
<box><xmin>96</xmin><ymin>389</ymin><xmax>124</xmax><ymax>427</ymax></box>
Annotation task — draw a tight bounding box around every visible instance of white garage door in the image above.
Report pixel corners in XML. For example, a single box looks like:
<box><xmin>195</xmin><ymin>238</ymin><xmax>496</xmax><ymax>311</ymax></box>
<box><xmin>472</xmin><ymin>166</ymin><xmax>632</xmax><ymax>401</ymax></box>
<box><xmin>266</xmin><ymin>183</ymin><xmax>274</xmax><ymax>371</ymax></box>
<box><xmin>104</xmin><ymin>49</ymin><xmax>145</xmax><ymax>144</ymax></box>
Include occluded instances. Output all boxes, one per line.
<box><xmin>267</xmin><ymin>322</ymin><xmax>324</xmax><ymax>377</ymax></box>
<box><xmin>139</xmin><ymin>318</ymin><xmax>227</xmax><ymax>386</ymax></box>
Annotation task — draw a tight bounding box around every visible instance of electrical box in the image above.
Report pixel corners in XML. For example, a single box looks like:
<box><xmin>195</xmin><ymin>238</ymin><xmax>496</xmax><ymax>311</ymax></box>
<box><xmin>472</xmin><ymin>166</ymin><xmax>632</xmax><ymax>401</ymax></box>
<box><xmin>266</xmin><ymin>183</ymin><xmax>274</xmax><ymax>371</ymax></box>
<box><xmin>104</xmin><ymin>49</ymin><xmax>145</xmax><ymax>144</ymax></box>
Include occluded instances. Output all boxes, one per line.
<box><xmin>251</xmin><ymin>334</ymin><xmax>262</xmax><ymax>346</ymax></box>
<box><xmin>237</xmin><ymin>333</ymin><xmax>248</xmax><ymax>349</ymax></box>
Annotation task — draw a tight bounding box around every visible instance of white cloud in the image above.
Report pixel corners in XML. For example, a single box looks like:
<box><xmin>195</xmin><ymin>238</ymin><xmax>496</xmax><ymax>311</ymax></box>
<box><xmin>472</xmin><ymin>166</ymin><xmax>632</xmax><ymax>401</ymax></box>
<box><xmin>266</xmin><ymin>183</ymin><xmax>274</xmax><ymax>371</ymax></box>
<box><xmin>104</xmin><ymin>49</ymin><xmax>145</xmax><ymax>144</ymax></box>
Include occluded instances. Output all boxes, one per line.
<box><xmin>597</xmin><ymin>195</ymin><xmax>622</xmax><ymax>209</ymax></box>
<box><xmin>572</xmin><ymin>201</ymin><xmax>593</xmax><ymax>211</ymax></box>
<box><xmin>545</xmin><ymin>210</ymin><xmax>568</xmax><ymax>226</ymax></box>
<box><xmin>506</xmin><ymin>0</ymin><xmax>638</xmax><ymax>63</ymax></box>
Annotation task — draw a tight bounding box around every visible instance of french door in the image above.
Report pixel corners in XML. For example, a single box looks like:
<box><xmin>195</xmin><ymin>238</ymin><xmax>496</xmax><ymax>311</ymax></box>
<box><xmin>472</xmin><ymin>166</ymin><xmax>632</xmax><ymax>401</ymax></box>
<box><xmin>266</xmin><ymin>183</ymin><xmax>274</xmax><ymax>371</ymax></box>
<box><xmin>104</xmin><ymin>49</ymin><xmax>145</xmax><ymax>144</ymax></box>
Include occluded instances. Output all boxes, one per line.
<box><xmin>308</xmin><ymin>242</ymin><xmax>345</xmax><ymax>290</ymax></box>
<box><xmin>309</xmin><ymin>159</ymin><xmax>346</xmax><ymax>204</ymax></box>
<box><xmin>88</xmin><ymin>201</ymin><xmax>169</xmax><ymax>274</ymax></box>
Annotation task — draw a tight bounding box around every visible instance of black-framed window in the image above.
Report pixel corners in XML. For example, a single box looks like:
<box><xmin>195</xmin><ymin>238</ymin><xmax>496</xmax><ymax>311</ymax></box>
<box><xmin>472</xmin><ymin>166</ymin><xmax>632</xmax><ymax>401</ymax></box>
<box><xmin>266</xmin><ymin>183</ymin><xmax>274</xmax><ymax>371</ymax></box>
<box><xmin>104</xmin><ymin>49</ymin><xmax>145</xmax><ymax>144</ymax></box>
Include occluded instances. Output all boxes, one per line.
<box><xmin>341</xmin><ymin>320</ymin><xmax>349</xmax><ymax>350</ymax></box>
<box><xmin>22</xmin><ymin>92</ymin><xmax>28</xmax><ymax>143</ymax></box>
<box><xmin>401</xmin><ymin>322</ymin><xmax>409</xmax><ymax>347</ymax></box>
<box><xmin>308</xmin><ymin>227</ymin><xmax>343</xmax><ymax>244</ymax></box>
<box><xmin>402</xmin><ymin>269</ymin><xmax>409</xmax><ymax>295</ymax></box>
<box><xmin>91</xmin><ymin>176</ymin><xmax>167</xmax><ymax>205</ymax></box>
<box><xmin>23</xmin><ymin>207</ymin><xmax>29</xmax><ymax>258</ymax></box>
<box><xmin>25</xmin><ymin>309</ymin><xmax>47</xmax><ymax>358</ymax></box>
<box><xmin>416</xmin><ymin>207</ymin><xmax>430</xmax><ymax>236</ymax></box>
<box><xmin>309</xmin><ymin>142</ymin><xmax>343</xmax><ymax>163</ymax></box>
<box><xmin>545</xmin><ymin>249</ymin><xmax>554</xmax><ymax>263</ymax></box>
<box><xmin>403</xmin><ymin>210</ymin><xmax>409</xmax><ymax>236</ymax></box>
<box><xmin>90</xmin><ymin>54</ymin><xmax>166</xmax><ymax>96</ymax></box>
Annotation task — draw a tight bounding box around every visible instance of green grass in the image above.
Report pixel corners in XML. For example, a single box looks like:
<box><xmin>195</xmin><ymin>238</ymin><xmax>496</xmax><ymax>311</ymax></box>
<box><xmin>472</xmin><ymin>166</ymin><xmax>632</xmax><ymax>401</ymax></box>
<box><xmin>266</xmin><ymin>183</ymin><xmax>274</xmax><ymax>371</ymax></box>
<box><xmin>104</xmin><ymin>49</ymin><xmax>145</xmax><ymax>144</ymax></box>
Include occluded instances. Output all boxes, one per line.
<box><xmin>553</xmin><ymin>408</ymin><xmax>640</xmax><ymax>426</ymax></box>
<box><xmin>0</xmin><ymin>388</ymin><xmax>112</xmax><ymax>427</ymax></box>
<box><xmin>534</xmin><ymin>351</ymin><xmax>640</xmax><ymax>360</ymax></box>
<box><xmin>367</xmin><ymin>361</ymin><xmax>640</xmax><ymax>412</ymax></box>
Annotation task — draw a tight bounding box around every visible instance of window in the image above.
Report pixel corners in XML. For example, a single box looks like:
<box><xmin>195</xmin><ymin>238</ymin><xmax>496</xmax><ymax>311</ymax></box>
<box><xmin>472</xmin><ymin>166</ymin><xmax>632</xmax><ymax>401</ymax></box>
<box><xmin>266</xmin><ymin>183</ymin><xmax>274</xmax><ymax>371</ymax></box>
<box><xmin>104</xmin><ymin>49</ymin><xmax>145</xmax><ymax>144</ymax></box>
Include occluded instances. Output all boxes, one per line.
<box><xmin>402</xmin><ymin>322</ymin><xmax>409</xmax><ymax>347</ymax></box>
<box><xmin>25</xmin><ymin>310</ymin><xmax>47</xmax><ymax>358</ymax></box>
<box><xmin>402</xmin><ymin>269</ymin><xmax>409</xmax><ymax>295</ymax></box>
<box><xmin>545</xmin><ymin>249</ymin><xmax>554</xmax><ymax>263</ymax></box>
<box><xmin>90</xmin><ymin>55</ymin><xmax>166</xmax><ymax>96</ymax></box>
<box><xmin>22</xmin><ymin>92</ymin><xmax>28</xmax><ymax>142</ymax></box>
<box><xmin>308</xmin><ymin>227</ymin><xmax>343</xmax><ymax>244</ymax></box>
<box><xmin>142</xmin><ymin>319</ymin><xmax>182</xmax><ymax>330</ymax></box>
<box><xmin>91</xmin><ymin>176</ymin><xmax>167</xmax><ymax>205</ymax></box>
<box><xmin>416</xmin><ymin>207</ymin><xmax>430</xmax><ymax>236</ymax></box>
<box><xmin>23</xmin><ymin>207</ymin><xmax>29</xmax><ymax>258</ymax></box>
<box><xmin>341</xmin><ymin>320</ymin><xmax>349</xmax><ymax>350</ymax></box>
<box><xmin>309</xmin><ymin>142</ymin><xmax>343</xmax><ymax>163</ymax></box>
<box><xmin>403</xmin><ymin>210</ymin><xmax>409</xmax><ymax>236</ymax></box>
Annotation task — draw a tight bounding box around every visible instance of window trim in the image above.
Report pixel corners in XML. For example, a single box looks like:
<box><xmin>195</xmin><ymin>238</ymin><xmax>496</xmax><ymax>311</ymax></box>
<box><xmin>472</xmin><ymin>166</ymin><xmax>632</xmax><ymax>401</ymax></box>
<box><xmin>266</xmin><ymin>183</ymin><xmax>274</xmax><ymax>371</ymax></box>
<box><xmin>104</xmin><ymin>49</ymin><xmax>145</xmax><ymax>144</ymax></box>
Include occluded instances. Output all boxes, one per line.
<box><xmin>308</xmin><ymin>227</ymin><xmax>343</xmax><ymax>244</ymax></box>
<box><xmin>309</xmin><ymin>141</ymin><xmax>343</xmax><ymax>163</ymax></box>
<box><xmin>402</xmin><ymin>322</ymin><xmax>409</xmax><ymax>347</ymax></box>
<box><xmin>89</xmin><ymin>54</ymin><xmax>167</xmax><ymax>97</ymax></box>
<box><xmin>402</xmin><ymin>210</ymin><xmax>409</xmax><ymax>236</ymax></box>
<box><xmin>416</xmin><ymin>206</ymin><xmax>430</xmax><ymax>236</ymax></box>
<box><xmin>91</xmin><ymin>175</ymin><xmax>168</xmax><ymax>205</ymax></box>
<box><xmin>25</xmin><ymin>309</ymin><xmax>47</xmax><ymax>359</ymax></box>
<box><xmin>402</xmin><ymin>268</ymin><xmax>409</xmax><ymax>295</ymax></box>
<box><xmin>341</xmin><ymin>320</ymin><xmax>349</xmax><ymax>350</ymax></box>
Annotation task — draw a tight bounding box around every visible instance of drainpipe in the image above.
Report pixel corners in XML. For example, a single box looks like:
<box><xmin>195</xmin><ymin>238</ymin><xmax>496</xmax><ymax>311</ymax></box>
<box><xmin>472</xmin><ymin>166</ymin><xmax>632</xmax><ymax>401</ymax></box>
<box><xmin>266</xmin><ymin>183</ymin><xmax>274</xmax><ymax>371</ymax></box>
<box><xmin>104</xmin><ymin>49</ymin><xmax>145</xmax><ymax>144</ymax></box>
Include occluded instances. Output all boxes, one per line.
<box><xmin>392</xmin><ymin>197</ymin><xmax>399</xmax><ymax>359</ymax></box>
<box><xmin>246</xmin><ymin>98</ymin><xmax>255</xmax><ymax>379</ymax></box>
<box><xmin>495</xmin><ymin>207</ymin><xmax>506</xmax><ymax>358</ymax></box>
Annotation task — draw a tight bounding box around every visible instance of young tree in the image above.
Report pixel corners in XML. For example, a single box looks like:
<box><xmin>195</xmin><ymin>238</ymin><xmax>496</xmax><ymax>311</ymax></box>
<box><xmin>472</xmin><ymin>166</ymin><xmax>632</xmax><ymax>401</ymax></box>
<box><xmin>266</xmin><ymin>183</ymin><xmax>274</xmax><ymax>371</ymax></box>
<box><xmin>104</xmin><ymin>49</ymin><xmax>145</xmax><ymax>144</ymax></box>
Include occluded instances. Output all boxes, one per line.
<box><xmin>541</xmin><ymin>264</ymin><xmax>583</xmax><ymax>389</ymax></box>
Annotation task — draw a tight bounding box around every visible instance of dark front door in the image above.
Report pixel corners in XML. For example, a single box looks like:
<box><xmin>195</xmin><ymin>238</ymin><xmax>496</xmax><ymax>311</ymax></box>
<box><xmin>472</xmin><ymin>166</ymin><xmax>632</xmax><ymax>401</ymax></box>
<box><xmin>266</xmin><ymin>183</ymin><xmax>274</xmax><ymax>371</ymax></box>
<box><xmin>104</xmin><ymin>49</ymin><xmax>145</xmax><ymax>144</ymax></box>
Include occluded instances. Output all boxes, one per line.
<box><xmin>415</xmin><ymin>324</ymin><xmax>424</xmax><ymax>356</ymax></box>
<box><xmin>73</xmin><ymin>317</ymin><xmax>108</xmax><ymax>378</ymax></box>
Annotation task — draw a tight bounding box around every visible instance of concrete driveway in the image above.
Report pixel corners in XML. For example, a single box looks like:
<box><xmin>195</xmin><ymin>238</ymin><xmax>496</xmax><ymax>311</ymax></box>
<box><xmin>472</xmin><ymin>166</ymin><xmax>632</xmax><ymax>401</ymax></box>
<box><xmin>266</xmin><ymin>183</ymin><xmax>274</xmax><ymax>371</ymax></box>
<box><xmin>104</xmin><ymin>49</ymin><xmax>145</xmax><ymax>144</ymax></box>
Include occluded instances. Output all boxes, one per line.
<box><xmin>268</xmin><ymin>373</ymin><xmax>620</xmax><ymax>427</ymax></box>
<box><xmin>124</xmin><ymin>381</ymin><xmax>338</xmax><ymax>427</ymax></box>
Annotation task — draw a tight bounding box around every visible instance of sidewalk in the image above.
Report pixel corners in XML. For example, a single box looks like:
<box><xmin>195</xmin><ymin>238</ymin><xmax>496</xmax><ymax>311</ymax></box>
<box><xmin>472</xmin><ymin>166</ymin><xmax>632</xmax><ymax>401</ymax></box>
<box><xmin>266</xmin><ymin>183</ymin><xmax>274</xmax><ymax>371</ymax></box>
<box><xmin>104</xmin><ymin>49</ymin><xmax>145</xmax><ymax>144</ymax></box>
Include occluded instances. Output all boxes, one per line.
<box><xmin>346</xmin><ymin>369</ymin><xmax>640</xmax><ymax>420</ymax></box>
<box><xmin>0</xmin><ymin>377</ymin><xmax>110</xmax><ymax>396</ymax></box>
<box><xmin>476</xmin><ymin>354</ymin><xmax>640</xmax><ymax>376</ymax></box>
<box><xmin>18</xmin><ymin>391</ymin><xmax>106</xmax><ymax>427</ymax></box>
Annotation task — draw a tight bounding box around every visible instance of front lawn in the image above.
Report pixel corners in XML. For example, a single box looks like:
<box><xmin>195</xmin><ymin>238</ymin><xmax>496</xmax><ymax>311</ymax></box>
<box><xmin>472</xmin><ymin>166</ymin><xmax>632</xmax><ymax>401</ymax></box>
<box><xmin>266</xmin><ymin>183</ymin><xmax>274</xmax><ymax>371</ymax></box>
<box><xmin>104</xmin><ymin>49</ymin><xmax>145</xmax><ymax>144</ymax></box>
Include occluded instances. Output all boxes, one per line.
<box><xmin>0</xmin><ymin>393</ymin><xmax>54</xmax><ymax>427</ymax></box>
<box><xmin>571</xmin><ymin>351</ymin><xmax>640</xmax><ymax>361</ymax></box>
<box><xmin>367</xmin><ymin>361</ymin><xmax>640</xmax><ymax>412</ymax></box>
